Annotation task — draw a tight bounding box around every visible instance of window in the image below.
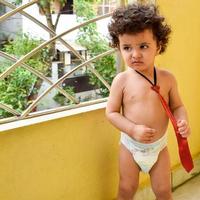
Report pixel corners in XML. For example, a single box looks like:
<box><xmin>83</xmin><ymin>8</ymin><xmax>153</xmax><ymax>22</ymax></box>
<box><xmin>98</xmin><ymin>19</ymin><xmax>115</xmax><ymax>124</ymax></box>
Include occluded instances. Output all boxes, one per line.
<box><xmin>97</xmin><ymin>0</ymin><xmax>117</xmax><ymax>15</ymax></box>
<box><xmin>60</xmin><ymin>0</ymin><xmax>73</xmax><ymax>14</ymax></box>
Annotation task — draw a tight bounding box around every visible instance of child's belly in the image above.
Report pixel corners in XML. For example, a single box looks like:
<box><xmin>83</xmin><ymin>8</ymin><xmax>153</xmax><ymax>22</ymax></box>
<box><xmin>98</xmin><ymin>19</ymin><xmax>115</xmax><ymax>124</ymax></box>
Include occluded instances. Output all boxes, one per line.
<box><xmin>123</xmin><ymin>101</ymin><xmax>169</xmax><ymax>141</ymax></box>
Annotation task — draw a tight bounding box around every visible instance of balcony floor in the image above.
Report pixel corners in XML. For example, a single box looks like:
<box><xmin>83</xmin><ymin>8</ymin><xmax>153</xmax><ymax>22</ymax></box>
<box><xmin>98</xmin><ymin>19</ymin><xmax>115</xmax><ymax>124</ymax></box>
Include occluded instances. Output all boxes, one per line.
<box><xmin>173</xmin><ymin>174</ymin><xmax>200</xmax><ymax>199</ymax></box>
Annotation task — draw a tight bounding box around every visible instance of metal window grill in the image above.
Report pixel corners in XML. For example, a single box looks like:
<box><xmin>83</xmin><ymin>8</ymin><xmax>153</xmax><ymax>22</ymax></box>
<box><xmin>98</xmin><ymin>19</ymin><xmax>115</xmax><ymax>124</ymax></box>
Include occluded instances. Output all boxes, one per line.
<box><xmin>0</xmin><ymin>0</ymin><xmax>117</xmax><ymax>124</ymax></box>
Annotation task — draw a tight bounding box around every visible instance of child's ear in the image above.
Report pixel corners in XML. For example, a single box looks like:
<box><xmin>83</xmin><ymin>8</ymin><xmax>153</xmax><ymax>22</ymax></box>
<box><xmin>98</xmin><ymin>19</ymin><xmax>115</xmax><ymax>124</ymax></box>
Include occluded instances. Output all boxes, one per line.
<box><xmin>156</xmin><ymin>44</ymin><xmax>161</xmax><ymax>55</ymax></box>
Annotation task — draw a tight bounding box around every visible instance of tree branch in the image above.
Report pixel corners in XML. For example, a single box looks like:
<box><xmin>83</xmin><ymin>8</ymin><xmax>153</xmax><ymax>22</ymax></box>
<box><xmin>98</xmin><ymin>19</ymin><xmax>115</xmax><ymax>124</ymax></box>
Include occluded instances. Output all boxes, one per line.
<box><xmin>54</xmin><ymin>13</ymin><xmax>61</xmax><ymax>31</ymax></box>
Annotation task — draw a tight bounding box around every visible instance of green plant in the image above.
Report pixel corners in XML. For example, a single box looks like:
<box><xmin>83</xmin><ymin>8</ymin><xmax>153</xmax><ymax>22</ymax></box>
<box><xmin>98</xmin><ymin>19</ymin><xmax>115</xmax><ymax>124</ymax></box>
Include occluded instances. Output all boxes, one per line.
<box><xmin>11</xmin><ymin>0</ymin><xmax>66</xmax><ymax>8</ymax></box>
<box><xmin>3</xmin><ymin>33</ymin><xmax>49</xmax><ymax>74</ymax></box>
<box><xmin>53</xmin><ymin>86</ymin><xmax>75</xmax><ymax>106</ymax></box>
<box><xmin>10</xmin><ymin>0</ymin><xmax>22</xmax><ymax>5</ymax></box>
<box><xmin>0</xmin><ymin>61</ymin><xmax>37</xmax><ymax>118</ymax></box>
<box><xmin>39</xmin><ymin>0</ymin><xmax>66</xmax><ymax>8</ymax></box>
<box><xmin>0</xmin><ymin>34</ymin><xmax>49</xmax><ymax>118</ymax></box>
<box><xmin>12</xmin><ymin>0</ymin><xmax>68</xmax><ymax>65</ymax></box>
<box><xmin>74</xmin><ymin>0</ymin><xmax>116</xmax><ymax>97</ymax></box>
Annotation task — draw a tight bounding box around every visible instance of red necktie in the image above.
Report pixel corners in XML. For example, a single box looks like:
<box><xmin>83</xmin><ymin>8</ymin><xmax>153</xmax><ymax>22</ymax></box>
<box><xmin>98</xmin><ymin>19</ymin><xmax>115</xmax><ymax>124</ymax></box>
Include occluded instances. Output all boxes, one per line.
<box><xmin>135</xmin><ymin>68</ymin><xmax>194</xmax><ymax>173</ymax></box>
<box><xmin>151</xmin><ymin>85</ymin><xmax>194</xmax><ymax>173</ymax></box>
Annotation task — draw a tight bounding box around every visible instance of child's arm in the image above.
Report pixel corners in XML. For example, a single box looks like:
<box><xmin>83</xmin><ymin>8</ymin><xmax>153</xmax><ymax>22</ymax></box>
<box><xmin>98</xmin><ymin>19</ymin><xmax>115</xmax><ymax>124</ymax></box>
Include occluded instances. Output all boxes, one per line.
<box><xmin>169</xmin><ymin>74</ymin><xmax>191</xmax><ymax>138</ymax></box>
<box><xmin>106</xmin><ymin>73</ymin><xmax>156</xmax><ymax>142</ymax></box>
<box><xmin>106</xmin><ymin>73</ymin><xmax>134</xmax><ymax>134</ymax></box>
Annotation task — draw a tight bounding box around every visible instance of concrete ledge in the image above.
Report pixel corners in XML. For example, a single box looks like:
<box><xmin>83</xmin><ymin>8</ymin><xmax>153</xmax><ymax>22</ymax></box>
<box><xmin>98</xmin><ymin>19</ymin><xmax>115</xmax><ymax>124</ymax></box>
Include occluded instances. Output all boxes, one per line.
<box><xmin>0</xmin><ymin>101</ymin><xmax>107</xmax><ymax>132</ymax></box>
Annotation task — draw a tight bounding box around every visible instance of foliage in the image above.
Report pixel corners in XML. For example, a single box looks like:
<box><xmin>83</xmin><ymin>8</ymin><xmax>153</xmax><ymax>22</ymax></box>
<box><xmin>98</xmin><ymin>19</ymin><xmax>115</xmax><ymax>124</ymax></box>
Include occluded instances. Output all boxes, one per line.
<box><xmin>0</xmin><ymin>61</ymin><xmax>37</xmax><ymax>118</ymax></box>
<box><xmin>10</xmin><ymin>0</ymin><xmax>66</xmax><ymax>7</ymax></box>
<box><xmin>53</xmin><ymin>86</ymin><xmax>75</xmax><ymax>106</ymax></box>
<box><xmin>10</xmin><ymin>0</ymin><xmax>71</xmax><ymax>63</ymax></box>
<box><xmin>74</xmin><ymin>0</ymin><xmax>116</xmax><ymax>97</ymax></box>
<box><xmin>0</xmin><ymin>34</ymin><xmax>49</xmax><ymax>118</ymax></box>
<box><xmin>38</xmin><ymin>0</ymin><xmax>66</xmax><ymax>8</ymax></box>
<box><xmin>3</xmin><ymin>33</ymin><xmax>49</xmax><ymax>74</ymax></box>
<box><xmin>10</xmin><ymin>0</ymin><xmax>22</xmax><ymax>5</ymax></box>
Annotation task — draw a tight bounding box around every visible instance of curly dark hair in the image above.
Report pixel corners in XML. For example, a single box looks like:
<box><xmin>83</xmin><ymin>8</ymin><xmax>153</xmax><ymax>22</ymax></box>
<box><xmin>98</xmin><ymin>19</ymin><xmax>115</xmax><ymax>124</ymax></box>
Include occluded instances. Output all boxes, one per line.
<box><xmin>108</xmin><ymin>3</ymin><xmax>171</xmax><ymax>54</ymax></box>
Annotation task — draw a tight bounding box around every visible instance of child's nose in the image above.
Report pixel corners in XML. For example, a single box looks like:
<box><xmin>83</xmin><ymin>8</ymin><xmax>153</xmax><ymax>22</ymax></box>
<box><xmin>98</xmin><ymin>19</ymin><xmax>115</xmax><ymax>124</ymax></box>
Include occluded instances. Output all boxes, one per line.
<box><xmin>132</xmin><ymin>49</ymin><xmax>142</xmax><ymax>59</ymax></box>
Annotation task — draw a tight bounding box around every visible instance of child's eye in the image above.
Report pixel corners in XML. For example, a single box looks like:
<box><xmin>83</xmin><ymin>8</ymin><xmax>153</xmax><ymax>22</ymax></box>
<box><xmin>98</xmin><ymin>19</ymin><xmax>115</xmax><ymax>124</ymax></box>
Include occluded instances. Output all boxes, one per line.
<box><xmin>123</xmin><ymin>46</ymin><xmax>132</xmax><ymax>51</ymax></box>
<box><xmin>140</xmin><ymin>44</ymin><xmax>148</xmax><ymax>49</ymax></box>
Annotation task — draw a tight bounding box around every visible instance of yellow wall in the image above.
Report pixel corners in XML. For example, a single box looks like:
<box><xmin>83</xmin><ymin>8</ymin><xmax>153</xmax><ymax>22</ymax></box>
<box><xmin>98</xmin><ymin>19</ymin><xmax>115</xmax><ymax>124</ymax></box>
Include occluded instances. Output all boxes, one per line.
<box><xmin>155</xmin><ymin>0</ymin><xmax>200</xmax><ymax>166</ymax></box>
<box><xmin>0</xmin><ymin>109</ymin><xmax>119</xmax><ymax>200</ymax></box>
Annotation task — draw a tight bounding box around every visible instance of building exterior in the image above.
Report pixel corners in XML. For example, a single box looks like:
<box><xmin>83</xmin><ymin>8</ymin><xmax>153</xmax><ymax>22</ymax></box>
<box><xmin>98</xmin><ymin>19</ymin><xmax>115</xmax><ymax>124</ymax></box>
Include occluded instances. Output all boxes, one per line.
<box><xmin>15</xmin><ymin>0</ymin><xmax>117</xmax><ymax>109</ymax></box>
<box><xmin>0</xmin><ymin>1</ymin><xmax>22</xmax><ymax>46</ymax></box>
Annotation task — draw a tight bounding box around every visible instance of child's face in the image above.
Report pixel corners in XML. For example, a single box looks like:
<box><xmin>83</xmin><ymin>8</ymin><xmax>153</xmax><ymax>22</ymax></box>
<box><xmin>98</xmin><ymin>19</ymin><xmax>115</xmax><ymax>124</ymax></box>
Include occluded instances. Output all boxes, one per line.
<box><xmin>118</xmin><ymin>29</ymin><xmax>159</xmax><ymax>72</ymax></box>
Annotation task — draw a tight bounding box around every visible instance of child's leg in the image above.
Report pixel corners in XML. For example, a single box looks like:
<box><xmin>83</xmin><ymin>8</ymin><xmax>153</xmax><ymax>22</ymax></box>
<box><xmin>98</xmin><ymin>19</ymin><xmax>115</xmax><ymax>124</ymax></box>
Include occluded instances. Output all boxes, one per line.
<box><xmin>117</xmin><ymin>144</ymin><xmax>140</xmax><ymax>200</ymax></box>
<box><xmin>149</xmin><ymin>147</ymin><xmax>172</xmax><ymax>200</ymax></box>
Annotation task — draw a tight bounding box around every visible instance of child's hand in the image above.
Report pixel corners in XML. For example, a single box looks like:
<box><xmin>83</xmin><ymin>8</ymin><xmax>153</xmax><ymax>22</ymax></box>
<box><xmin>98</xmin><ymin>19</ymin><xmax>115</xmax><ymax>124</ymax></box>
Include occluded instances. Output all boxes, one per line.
<box><xmin>131</xmin><ymin>124</ymin><xmax>156</xmax><ymax>143</ymax></box>
<box><xmin>177</xmin><ymin>119</ymin><xmax>190</xmax><ymax>138</ymax></box>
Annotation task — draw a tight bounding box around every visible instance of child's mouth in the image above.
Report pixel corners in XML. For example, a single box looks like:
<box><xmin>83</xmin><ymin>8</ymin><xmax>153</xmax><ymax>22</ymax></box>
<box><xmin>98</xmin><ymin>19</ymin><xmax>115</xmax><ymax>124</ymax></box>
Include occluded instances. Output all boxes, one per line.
<box><xmin>132</xmin><ymin>61</ymin><xmax>143</xmax><ymax>64</ymax></box>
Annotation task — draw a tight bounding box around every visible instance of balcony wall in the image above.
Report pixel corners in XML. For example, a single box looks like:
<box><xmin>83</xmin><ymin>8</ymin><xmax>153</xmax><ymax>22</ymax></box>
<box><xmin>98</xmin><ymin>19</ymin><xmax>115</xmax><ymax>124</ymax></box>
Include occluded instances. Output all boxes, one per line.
<box><xmin>0</xmin><ymin>107</ymin><xmax>120</xmax><ymax>200</ymax></box>
<box><xmin>0</xmin><ymin>100</ymin><xmax>200</xmax><ymax>200</ymax></box>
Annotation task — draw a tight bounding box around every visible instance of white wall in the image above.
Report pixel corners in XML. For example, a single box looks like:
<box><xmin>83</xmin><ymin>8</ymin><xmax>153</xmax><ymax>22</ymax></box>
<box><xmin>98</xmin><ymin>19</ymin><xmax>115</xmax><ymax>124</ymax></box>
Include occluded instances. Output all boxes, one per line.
<box><xmin>22</xmin><ymin>0</ymin><xmax>78</xmax><ymax>41</ymax></box>
<box><xmin>22</xmin><ymin>0</ymin><xmax>111</xmax><ymax>42</ymax></box>
<box><xmin>0</xmin><ymin>3</ymin><xmax>22</xmax><ymax>41</ymax></box>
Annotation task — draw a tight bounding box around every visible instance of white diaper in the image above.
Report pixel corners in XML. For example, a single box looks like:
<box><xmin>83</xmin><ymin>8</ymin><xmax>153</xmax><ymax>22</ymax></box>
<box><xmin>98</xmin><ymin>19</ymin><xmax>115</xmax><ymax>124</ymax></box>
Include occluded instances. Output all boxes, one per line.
<box><xmin>120</xmin><ymin>132</ymin><xmax>167</xmax><ymax>173</ymax></box>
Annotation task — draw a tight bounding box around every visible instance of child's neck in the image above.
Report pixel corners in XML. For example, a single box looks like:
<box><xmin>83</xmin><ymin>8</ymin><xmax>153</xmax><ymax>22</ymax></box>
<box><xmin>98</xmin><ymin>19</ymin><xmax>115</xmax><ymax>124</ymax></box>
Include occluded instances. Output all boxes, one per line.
<box><xmin>129</xmin><ymin>66</ymin><xmax>155</xmax><ymax>80</ymax></box>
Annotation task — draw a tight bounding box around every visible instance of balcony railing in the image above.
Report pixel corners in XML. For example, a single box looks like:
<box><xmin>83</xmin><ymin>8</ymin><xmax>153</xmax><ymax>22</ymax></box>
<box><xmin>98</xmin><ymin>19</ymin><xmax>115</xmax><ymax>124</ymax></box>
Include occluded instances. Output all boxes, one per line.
<box><xmin>0</xmin><ymin>0</ymin><xmax>117</xmax><ymax>124</ymax></box>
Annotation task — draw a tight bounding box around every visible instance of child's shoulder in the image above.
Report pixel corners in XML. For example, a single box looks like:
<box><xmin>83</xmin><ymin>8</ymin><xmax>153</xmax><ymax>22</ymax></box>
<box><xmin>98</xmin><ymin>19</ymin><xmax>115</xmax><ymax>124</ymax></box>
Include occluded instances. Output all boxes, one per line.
<box><xmin>157</xmin><ymin>68</ymin><xmax>176</xmax><ymax>82</ymax></box>
<box><xmin>113</xmin><ymin>70</ymin><xmax>129</xmax><ymax>82</ymax></box>
<box><xmin>111</xmin><ymin>71</ymin><xmax>129</xmax><ymax>89</ymax></box>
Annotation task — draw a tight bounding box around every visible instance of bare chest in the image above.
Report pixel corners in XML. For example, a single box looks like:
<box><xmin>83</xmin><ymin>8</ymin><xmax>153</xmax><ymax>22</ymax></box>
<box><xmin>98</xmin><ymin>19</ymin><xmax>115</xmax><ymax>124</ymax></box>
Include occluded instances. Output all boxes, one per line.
<box><xmin>123</xmin><ymin>81</ymin><xmax>169</xmax><ymax>105</ymax></box>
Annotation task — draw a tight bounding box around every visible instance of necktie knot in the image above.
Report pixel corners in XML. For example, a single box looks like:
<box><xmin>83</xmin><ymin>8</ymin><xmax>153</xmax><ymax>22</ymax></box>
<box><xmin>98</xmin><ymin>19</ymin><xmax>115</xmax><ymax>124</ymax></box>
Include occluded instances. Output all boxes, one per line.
<box><xmin>151</xmin><ymin>85</ymin><xmax>160</xmax><ymax>93</ymax></box>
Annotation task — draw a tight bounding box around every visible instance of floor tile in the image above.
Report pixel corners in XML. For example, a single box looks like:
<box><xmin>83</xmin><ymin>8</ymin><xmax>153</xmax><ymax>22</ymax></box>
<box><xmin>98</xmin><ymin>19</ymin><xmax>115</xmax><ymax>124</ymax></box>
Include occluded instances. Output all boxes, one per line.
<box><xmin>173</xmin><ymin>174</ymin><xmax>200</xmax><ymax>200</ymax></box>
